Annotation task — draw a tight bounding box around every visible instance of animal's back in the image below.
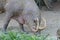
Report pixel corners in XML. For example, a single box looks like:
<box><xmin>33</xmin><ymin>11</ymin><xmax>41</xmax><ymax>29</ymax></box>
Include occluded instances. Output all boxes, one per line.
<box><xmin>5</xmin><ymin>0</ymin><xmax>40</xmax><ymax>14</ymax></box>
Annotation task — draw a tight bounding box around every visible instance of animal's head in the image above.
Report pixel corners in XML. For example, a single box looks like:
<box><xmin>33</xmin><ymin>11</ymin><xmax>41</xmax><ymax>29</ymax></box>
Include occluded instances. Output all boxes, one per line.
<box><xmin>24</xmin><ymin>14</ymin><xmax>46</xmax><ymax>33</ymax></box>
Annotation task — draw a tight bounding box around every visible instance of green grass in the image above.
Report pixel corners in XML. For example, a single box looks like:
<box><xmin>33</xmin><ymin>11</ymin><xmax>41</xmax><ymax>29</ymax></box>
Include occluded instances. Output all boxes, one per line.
<box><xmin>0</xmin><ymin>26</ymin><xmax>57</xmax><ymax>40</ymax></box>
<box><xmin>0</xmin><ymin>31</ymin><xmax>56</xmax><ymax>40</ymax></box>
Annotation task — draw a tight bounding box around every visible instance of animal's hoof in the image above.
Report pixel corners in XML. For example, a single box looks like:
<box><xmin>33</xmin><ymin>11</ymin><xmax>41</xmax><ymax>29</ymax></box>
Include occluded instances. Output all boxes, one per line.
<box><xmin>2</xmin><ymin>29</ymin><xmax>8</xmax><ymax>34</ymax></box>
<box><xmin>2</xmin><ymin>31</ymin><xmax>8</xmax><ymax>34</ymax></box>
<box><xmin>4</xmin><ymin>32</ymin><xmax>8</xmax><ymax>34</ymax></box>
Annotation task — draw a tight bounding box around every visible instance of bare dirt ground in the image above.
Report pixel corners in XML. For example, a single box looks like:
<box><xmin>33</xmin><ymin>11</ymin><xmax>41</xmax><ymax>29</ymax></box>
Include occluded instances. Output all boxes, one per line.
<box><xmin>41</xmin><ymin>1</ymin><xmax>60</xmax><ymax>36</ymax></box>
<box><xmin>0</xmin><ymin>2</ymin><xmax>60</xmax><ymax>38</ymax></box>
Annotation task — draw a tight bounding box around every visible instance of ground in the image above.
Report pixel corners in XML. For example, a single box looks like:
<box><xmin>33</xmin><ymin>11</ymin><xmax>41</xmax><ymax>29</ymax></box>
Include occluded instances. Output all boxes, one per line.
<box><xmin>0</xmin><ymin>1</ymin><xmax>60</xmax><ymax>39</ymax></box>
<box><xmin>41</xmin><ymin>1</ymin><xmax>60</xmax><ymax>36</ymax></box>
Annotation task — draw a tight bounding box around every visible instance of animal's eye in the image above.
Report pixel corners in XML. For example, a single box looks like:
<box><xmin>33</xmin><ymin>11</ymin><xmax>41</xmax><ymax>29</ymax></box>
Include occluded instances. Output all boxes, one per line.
<box><xmin>34</xmin><ymin>20</ymin><xmax>35</xmax><ymax>23</ymax></box>
<box><xmin>34</xmin><ymin>20</ymin><xmax>36</xmax><ymax>23</ymax></box>
<box><xmin>34</xmin><ymin>20</ymin><xmax>37</xmax><ymax>25</ymax></box>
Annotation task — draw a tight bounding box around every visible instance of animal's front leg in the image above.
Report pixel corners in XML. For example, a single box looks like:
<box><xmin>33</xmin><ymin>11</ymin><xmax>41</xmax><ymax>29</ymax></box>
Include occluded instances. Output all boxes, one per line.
<box><xmin>2</xmin><ymin>12</ymin><xmax>13</xmax><ymax>32</ymax></box>
<box><xmin>19</xmin><ymin>24</ymin><xmax>25</xmax><ymax>32</ymax></box>
<box><xmin>16</xmin><ymin>16</ymin><xmax>25</xmax><ymax>32</ymax></box>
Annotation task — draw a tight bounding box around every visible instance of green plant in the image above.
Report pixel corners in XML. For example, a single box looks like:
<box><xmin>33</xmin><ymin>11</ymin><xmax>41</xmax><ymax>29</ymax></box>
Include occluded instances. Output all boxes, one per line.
<box><xmin>0</xmin><ymin>31</ymin><xmax>56</xmax><ymax>40</ymax></box>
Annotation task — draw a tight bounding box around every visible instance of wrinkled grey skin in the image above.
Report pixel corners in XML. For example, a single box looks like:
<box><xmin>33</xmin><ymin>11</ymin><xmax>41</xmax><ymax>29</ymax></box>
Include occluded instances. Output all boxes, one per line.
<box><xmin>3</xmin><ymin>0</ymin><xmax>41</xmax><ymax>33</ymax></box>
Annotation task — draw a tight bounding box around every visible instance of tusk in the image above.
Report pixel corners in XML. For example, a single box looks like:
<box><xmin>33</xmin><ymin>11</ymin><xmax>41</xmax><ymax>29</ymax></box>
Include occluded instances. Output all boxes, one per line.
<box><xmin>30</xmin><ymin>18</ymin><xmax>39</xmax><ymax>32</ymax></box>
<box><xmin>31</xmin><ymin>18</ymin><xmax>39</xmax><ymax>32</ymax></box>
<box><xmin>29</xmin><ymin>17</ymin><xmax>46</xmax><ymax>32</ymax></box>
<box><xmin>39</xmin><ymin>17</ymin><xmax>46</xmax><ymax>30</ymax></box>
<box><xmin>26</xmin><ymin>20</ymin><xmax>38</xmax><ymax>32</ymax></box>
<box><xmin>36</xmin><ymin>18</ymin><xmax>40</xmax><ymax>30</ymax></box>
<box><xmin>31</xmin><ymin>17</ymin><xmax>46</xmax><ymax>32</ymax></box>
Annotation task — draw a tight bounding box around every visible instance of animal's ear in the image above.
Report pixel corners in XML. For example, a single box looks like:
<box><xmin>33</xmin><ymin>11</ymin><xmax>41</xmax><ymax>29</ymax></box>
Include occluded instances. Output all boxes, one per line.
<box><xmin>34</xmin><ymin>20</ymin><xmax>36</xmax><ymax>23</ymax></box>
